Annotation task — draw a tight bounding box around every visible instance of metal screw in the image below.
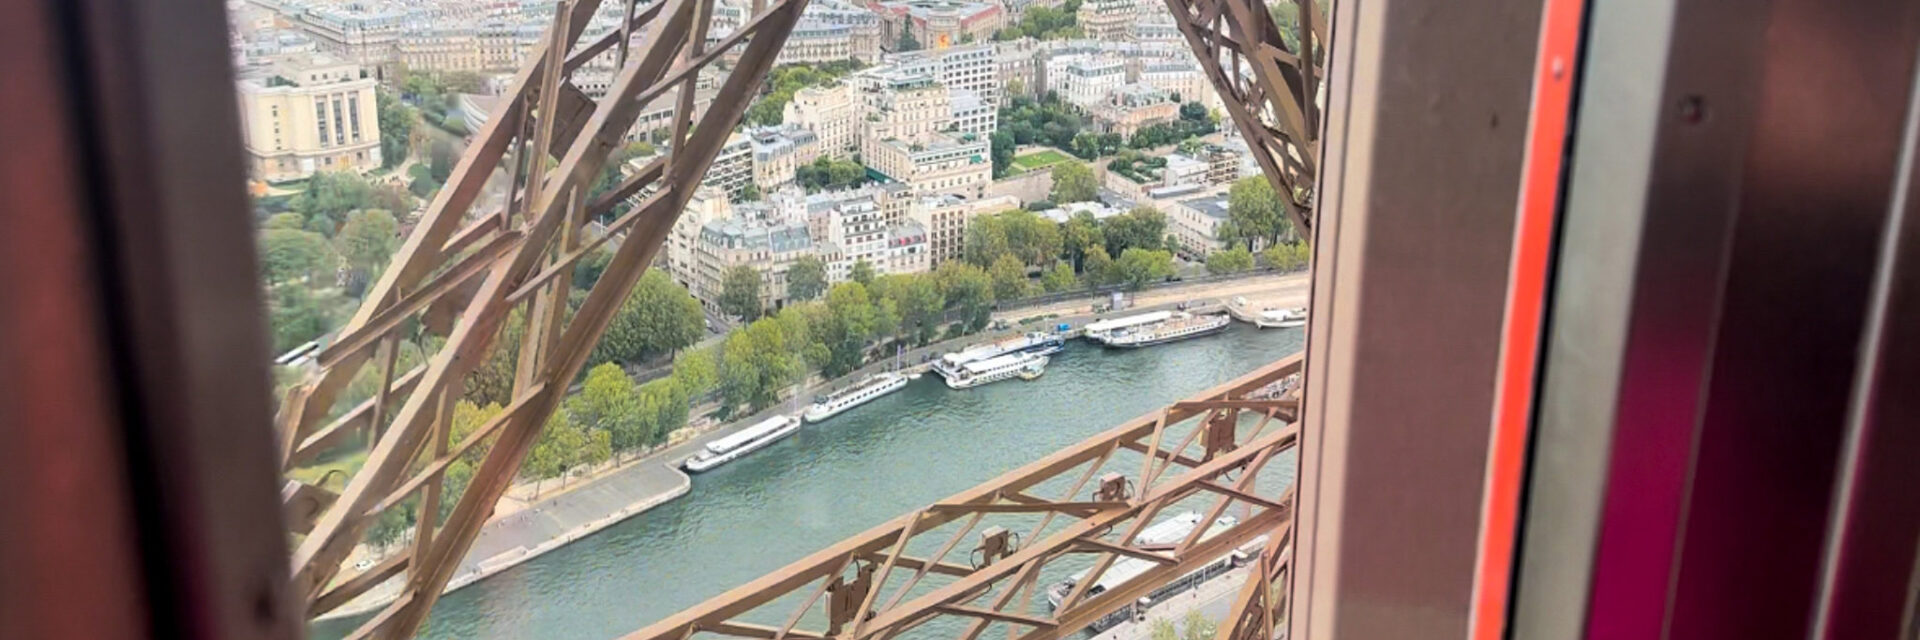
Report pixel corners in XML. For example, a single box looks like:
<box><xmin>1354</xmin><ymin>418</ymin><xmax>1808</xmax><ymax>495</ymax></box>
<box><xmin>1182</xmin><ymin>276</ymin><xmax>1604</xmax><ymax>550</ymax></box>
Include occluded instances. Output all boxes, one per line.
<box><xmin>1679</xmin><ymin>95</ymin><xmax>1707</xmax><ymax>124</ymax></box>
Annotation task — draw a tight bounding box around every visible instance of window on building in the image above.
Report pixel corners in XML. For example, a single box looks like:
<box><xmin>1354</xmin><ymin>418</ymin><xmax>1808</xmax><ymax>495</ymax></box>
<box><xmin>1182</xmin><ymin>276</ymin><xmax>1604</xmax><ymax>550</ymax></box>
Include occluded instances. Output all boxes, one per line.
<box><xmin>314</xmin><ymin>97</ymin><xmax>329</xmax><ymax>146</ymax></box>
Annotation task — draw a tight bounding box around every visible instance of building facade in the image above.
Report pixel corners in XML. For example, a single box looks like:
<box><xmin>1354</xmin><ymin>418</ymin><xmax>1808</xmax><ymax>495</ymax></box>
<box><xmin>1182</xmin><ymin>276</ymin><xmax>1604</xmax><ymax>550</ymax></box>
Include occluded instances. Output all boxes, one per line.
<box><xmin>235</xmin><ymin>54</ymin><xmax>382</xmax><ymax>182</ymax></box>
<box><xmin>785</xmin><ymin>83</ymin><xmax>861</xmax><ymax>159</ymax></box>
<box><xmin>1076</xmin><ymin>0</ymin><xmax>1138</xmax><ymax>41</ymax></box>
<box><xmin>907</xmin><ymin>193</ymin><xmax>1021</xmax><ymax>264</ymax></box>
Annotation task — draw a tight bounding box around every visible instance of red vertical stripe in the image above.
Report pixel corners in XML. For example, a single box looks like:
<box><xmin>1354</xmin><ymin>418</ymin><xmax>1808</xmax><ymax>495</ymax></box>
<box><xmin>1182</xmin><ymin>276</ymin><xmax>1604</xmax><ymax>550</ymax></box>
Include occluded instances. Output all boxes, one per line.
<box><xmin>1469</xmin><ymin>0</ymin><xmax>1584</xmax><ymax>638</ymax></box>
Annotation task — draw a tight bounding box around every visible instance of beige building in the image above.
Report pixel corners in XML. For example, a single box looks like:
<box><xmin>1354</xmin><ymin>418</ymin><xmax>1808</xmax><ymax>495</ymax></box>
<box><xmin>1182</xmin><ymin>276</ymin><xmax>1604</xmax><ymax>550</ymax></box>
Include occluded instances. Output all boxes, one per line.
<box><xmin>703</xmin><ymin>132</ymin><xmax>756</xmax><ymax>200</ymax></box>
<box><xmin>865</xmin><ymin>134</ymin><xmax>993</xmax><ymax>199</ymax></box>
<box><xmin>748</xmin><ymin>127</ymin><xmax>820</xmax><ymax>194</ymax></box>
<box><xmin>396</xmin><ymin>26</ymin><xmax>483</xmax><ymax>72</ymax></box>
<box><xmin>857</xmin><ymin>71</ymin><xmax>953</xmax><ymax>145</ymax></box>
<box><xmin>691</xmin><ymin>214</ymin><xmax>835</xmax><ymax>314</ymax></box>
<box><xmin>1076</xmin><ymin>0</ymin><xmax>1139</xmax><ymax>41</ymax></box>
<box><xmin>236</xmin><ymin>54</ymin><xmax>382</xmax><ymax>182</ymax></box>
<box><xmin>908</xmin><ymin>193</ymin><xmax>1021</xmax><ymax>264</ymax></box>
<box><xmin>784</xmin><ymin>83</ymin><xmax>860</xmax><ymax>159</ymax></box>
<box><xmin>1087</xmin><ymin>84</ymin><xmax>1181</xmax><ymax>137</ymax></box>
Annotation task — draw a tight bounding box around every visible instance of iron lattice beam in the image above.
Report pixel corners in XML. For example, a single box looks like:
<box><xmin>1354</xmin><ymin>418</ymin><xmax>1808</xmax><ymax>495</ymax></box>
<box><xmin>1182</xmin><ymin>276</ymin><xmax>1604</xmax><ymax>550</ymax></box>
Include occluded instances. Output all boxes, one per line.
<box><xmin>1162</xmin><ymin>0</ymin><xmax>1325</xmax><ymax>238</ymax></box>
<box><xmin>274</xmin><ymin>0</ymin><xmax>813</xmax><ymax>636</ymax></box>
<box><xmin>617</xmin><ymin>355</ymin><xmax>1304</xmax><ymax>640</ymax></box>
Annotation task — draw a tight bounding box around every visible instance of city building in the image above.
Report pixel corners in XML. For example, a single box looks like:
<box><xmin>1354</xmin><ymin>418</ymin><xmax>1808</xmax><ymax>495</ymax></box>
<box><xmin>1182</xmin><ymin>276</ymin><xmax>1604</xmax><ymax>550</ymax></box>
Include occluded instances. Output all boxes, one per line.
<box><xmin>870</xmin><ymin>0</ymin><xmax>1004</xmax><ymax>50</ymax></box>
<box><xmin>804</xmin><ymin>0</ymin><xmax>886</xmax><ymax>61</ymax></box>
<box><xmin>1167</xmin><ymin>193</ymin><xmax>1233</xmax><ymax>255</ymax></box>
<box><xmin>907</xmin><ymin>193</ymin><xmax>1021</xmax><ymax>264</ymax></box>
<box><xmin>283</xmin><ymin>2</ymin><xmax>405</xmax><ymax>68</ymax></box>
<box><xmin>784</xmin><ymin>83</ymin><xmax>861</xmax><ymax>159</ymax></box>
<box><xmin>1204</xmin><ymin>144</ymin><xmax>1243</xmax><ymax>184</ymax></box>
<box><xmin>864</xmin><ymin>133</ymin><xmax>993</xmax><ymax>199</ymax></box>
<box><xmin>890</xmin><ymin>43</ymin><xmax>1003</xmax><ymax>106</ymax></box>
<box><xmin>856</xmin><ymin>69</ymin><xmax>954</xmax><ymax>143</ymax></box>
<box><xmin>994</xmin><ymin>39</ymin><xmax>1043</xmax><ymax>98</ymax></box>
<box><xmin>777</xmin><ymin>20</ymin><xmax>858</xmax><ymax>65</ymax></box>
<box><xmin>235</xmin><ymin>53</ymin><xmax>382</xmax><ymax>182</ymax></box>
<box><xmin>1076</xmin><ymin>0</ymin><xmax>1138</xmax><ymax>41</ymax></box>
<box><xmin>1159</xmin><ymin>153</ymin><xmax>1210</xmax><ymax>188</ymax></box>
<box><xmin>948</xmin><ymin>89</ymin><xmax>998</xmax><ymax>136</ymax></box>
<box><xmin>703</xmin><ymin>132</ymin><xmax>756</xmax><ymax>200</ymax></box>
<box><xmin>1086</xmin><ymin>83</ymin><xmax>1181</xmax><ymax>137</ymax></box>
<box><xmin>691</xmin><ymin>212</ymin><xmax>835</xmax><ymax>313</ymax></box>
<box><xmin>1052</xmin><ymin>55</ymin><xmax>1126</xmax><ymax>107</ymax></box>
<box><xmin>749</xmin><ymin>127</ymin><xmax>820</xmax><ymax>194</ymax></box>
<box><xmin>667</xmin><ymin>187</ymin><xmax>737</xmax><ymax>291</ymax></box>
<box><xmin>395</xmin><ymin>25</ymin><xmax>483</xmax><ymax>72</ymax></box>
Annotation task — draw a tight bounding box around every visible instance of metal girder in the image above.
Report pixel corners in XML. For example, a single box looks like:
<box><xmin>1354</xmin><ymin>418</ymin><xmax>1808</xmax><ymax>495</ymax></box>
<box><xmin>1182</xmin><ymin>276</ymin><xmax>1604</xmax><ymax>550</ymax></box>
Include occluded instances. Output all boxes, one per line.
<box><xmin>1162</xmin><ymin>0</ymin><xmax>1324</xmax><ymax>238</ymax></box>
<box><xmin>617</xmin><ymin>355</ymin><xmax>1303</xmax><ymax>640</ymax></box>
<box><xmin>273</xmin><ymin>0</ymin><xmax>815</xmax><ymax>636</ymax></box>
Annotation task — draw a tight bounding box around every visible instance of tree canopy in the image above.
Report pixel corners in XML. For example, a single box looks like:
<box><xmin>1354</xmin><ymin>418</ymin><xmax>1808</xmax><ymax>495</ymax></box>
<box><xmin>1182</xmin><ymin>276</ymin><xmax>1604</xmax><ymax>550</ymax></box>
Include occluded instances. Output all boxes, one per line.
<box><xmin>1102</xmin><ymin>206</ymin><xmax>1170</xmax><ymax>255</ymax></box>
<box><xmin>259</xmin><ymin>228</ymin><xmax>333</xmax><ymax>286</ymax></box>
<box><xmin>720</xmin><ymin>265</ymin><xmax>764</xmax><ymax>320</ymax></box>
<box><xmin>787</xmin><ymin>256</ymin><xmax>829</xmax><ymax>302</ymax></box>
<box><xmin>1050</xmin><ymin>160</ymin><xmax>1098</xmax><ymax>204</ymax></box>
<box><xmin>936</xmin><ymin>261</ymin><xmax>996</xmax><ymax>332</ymax></box>
<box><xmin>1205</xmin><ymin>246</ymin><xmax>1256</xmax><ymax>275</ymax></box>
<box><xmin>1226</xmin><ymin>176</ymin><xmax>1289</xmax><ymax>249</ymax></box>
<box><xmin>1113</xmin><ymin>247</ymin><xmax>1176</xmax><ymax>289</ymax></box>
<box><xmin>591</xmin><ymin>270</ymin><xmax>706</xmax><ymax>367</ymax></box>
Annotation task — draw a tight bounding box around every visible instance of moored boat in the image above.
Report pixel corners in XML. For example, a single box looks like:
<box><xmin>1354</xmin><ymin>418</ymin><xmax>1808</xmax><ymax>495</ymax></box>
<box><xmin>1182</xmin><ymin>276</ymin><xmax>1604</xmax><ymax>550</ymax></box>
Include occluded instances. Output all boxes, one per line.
<box><xmin>803</xmin><ymin>372</ymin><xmax>910</xmax><ymax>423</ymax></box>
<box><xmin>1254</xmin><ymin>307</ymin><xmax>1307</xmax><ymax>329</ymax></box>
<box><xmin>944</xmin><ymin>352</ymin><xmax>1049</xmax><ymax>389</ymax></box>
<box><xmin>682</xmin><ymin>415</ymin><xmax>801</xmax><ymax>473</ymax></box>
<box><xmin>1093</xmin><ymin>312</ymin><xmax>1231</xmax><ymax>348</ymax></box>
<box><xmin>930</xmin><ymin>332</ymin><xmax>1064</xmax><ymax>382</ymax></box>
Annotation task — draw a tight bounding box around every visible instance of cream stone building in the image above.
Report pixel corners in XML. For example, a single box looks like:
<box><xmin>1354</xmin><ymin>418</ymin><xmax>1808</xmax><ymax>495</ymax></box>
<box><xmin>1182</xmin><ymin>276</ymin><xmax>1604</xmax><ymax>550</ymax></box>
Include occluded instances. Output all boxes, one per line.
<box><xmin>235</xmin><ymin>53</ymin><xmax>382</xmax><ymax>182</ymax></box>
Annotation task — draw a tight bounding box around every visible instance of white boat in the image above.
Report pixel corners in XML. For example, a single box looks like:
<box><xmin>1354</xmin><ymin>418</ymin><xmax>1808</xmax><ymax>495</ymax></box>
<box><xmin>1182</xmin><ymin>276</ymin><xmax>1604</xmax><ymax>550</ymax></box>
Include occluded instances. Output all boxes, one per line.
<box><xmin>803</xmin><ymin>373</ymin><xmax>909</xmax><ymax>423</ymax></box>
<box><xmin>1082</xmin><ymin>311</ymin><xmax>1174</xmax><ymax>343</ymax></box>
<box><xmin>682</xmin><ymin>415</ymin><xmax>800</xmax><ymax>473</ymax></box>
<box><xmin>1043</xmin><ymin>511</ymin><xmax>1248</xmax><ymax>632</ymax></box>
<box><xmin>1093</xmin><ymin>312</ymin><xmax>1232</xmax><ymax>348</ymax></box>
<box><xmin>1254</xmin><ymin>307</ymin><xmax>1307</xmax><ymax>329</ymax></box>
<box><xmin>943</xmin><ymin>352</ymin><xmax>1049</xmax><ymax>389</ymax></box>
<box><xmin>930</xmin><ymin>332</ymin><xmax>1065</xmax><ymax>382</ymax></box>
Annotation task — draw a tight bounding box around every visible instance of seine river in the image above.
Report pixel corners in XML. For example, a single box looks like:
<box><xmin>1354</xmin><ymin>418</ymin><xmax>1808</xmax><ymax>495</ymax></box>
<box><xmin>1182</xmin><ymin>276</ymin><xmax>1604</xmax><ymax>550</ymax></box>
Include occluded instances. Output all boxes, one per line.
<box><xmin>322</xmin><ymin>325</ymin><xmax>1303</xmax><ymax>640</ymax></box>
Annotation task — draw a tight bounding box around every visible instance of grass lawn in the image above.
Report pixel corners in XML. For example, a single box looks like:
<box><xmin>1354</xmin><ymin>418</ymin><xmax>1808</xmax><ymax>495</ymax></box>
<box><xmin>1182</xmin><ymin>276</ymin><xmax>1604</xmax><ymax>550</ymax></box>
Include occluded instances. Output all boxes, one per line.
<box><xmin>1011</xmin><ymin>149</ymin><xmax>1073</xmax><ymax>171</ymax></box>
<box><xmin>289</xmin><ymin>448</ymin><xmax>368</xmax><ymax>491</ymax></box>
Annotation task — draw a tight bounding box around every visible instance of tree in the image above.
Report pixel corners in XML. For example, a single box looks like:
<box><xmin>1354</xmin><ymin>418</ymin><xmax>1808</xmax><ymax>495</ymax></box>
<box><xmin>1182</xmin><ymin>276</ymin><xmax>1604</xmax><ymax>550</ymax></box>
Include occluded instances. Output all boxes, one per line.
<box><xmin>258</xmin><ymin>228</ymin><xmax>332</xmax><ymax>286</ymax></box>
<box><xmin>574</xmin><ymin>245</ymin><xmax>615</xmax><ymax>289</ymax></box>
<box><xmin>335</xmin><ymin>209</ymin><xmax>401</xmax><ymax>289</ymax></box>
<box><xmin>718</xmin><ymin>317</ymin><xmax>802</xmax><ymax>415</ymax></box>
<box><xmin>963</xmin><ymin>217</ymin><xmax>1011</xmax><ymax>267</ymax></box>
<box><xmin>990</xmin><ymin>130</ymin><xmax>1016</xmax><ymax>178</ymax></box>
<box><xmin>267</xmin><ymin>286</ymin><xmax>332</xmax><ymax>354</ymax></box>
<box><xmin>720</xmin><ymin>265</ymin><xmax>764</xmax><ymax>320</ymax></box>
<box><xmin>264</xmin><ymin>212</ymin><xmax>307</xmax><ymax>230</ymax></box>
<box><xmin>1050</xmin><ymin>160</ymin><xmax>1097</xmax><ymax>203</ymax></box>
<box><xmin>1262</xmin><ymin>241</ymin><xmax>1311</xmax><ymax>272</ymax></box>
<box><xmin>936</xmin><ymin>261</ymin><xmax>996</xmax><ymax>332</ymax></box>
<box><xmin>1205</xmin><ymin>246</ymin><xmax>1256</xmax><ymax>274</ymax></box>
<box><xmin>1040</xmin><ymin>261</ymin><xmax>1078</xmax><ymax>292</ymax></box>
<box><xmin>376</xmin><ymin>89</ymin><xmax>413</xmax><ymax>168</ymax></box>
<box><xmin>571</xmin><ymin>363</ymin><xmax>643</xmax><ymax>455</ymax></box>
<box><xmin>592</xmin><ymin>270</ymin><xmax>706</xmax><ymax>366</ymax></box>
<box><xmin>990</xmin><ymin>254</ymin><xmax>1031</xmax><ymax>301</ymax></box>
<box><xmin>523</xmin><ymin>407</ymin><xmax>586</xmax><ymax>494</ymax></box>
<box><xmin>1181</xmin><ymin>611</ymin><xmax>1218</xmax><ymax>640</ymax></box>
<box><xmin>1150</xmin><ymin>619</ymin><xmax>1178</xmax><ymax>640</ymax></box>
<box><xmin>671</xmin><ymin>347</ymin><xmax>719</xmax><ymax>397</ymax></box>
<box><xmin>1114</xmin><ymin>247</ymin><xmax>1175</xmax><ymax>289</ymax></box>
<box><xmin>365</xmin><ymin>499</ymin><xmax>416</xmax><ymax>550</ymax></box>
<box><xmin>292</xmin><ymin>171</ymin><xmax>377</xmax><ymax>234</ymax></box>
<box><xmin>1061</xmin><ymin>212</ymin><xmax>1103</xmax><ymax>271</ymax></box>
<box><xmin>741</xmin><ymin>183</ymin><xmax>762</xmax><ymax>202</ymax></box>
<box><xmin>788</xmin><ymin>256</ymin><xmax>829</xmax><ymax>302</ymax></box>
<box><xmin>898</xmin><ymin>29</ymin><xmax>922</xmax><ymax>51</ymax></box>
<box><xmin>429</xmin><ymin>139</ymin><xmax>455</xmax><ymax>183</ymax></box>
<box><xmin>819</xmin><ymin>282</ymin><xmax>881</xmax><ymax>376</ymax></box>
<box><xmin>637</xmin><ymin>377</ymin><xmax>690</xmax><ymax>445</ymax></box>
<box><xmin>1227</xmin><ymin>176</ymin><xmax>1286</xmax><ymax>249</ymax></box>
<box><xmin>882</xmin><ymin>273</ymin><xmax>945</xmax><ymax>345</ymax></box>
<box><xmin>464</xmin><ymin>308</ymin><xmax>524</xmax><ymax>407</ymax></box>
<box><xmin>1082</xmin><ymin>245</ymin><xmax>1116</xmax><ymax>286</ymax></box>
<box><xmin>850</xmin><ymin>259</ymin><xmax>876</xmax><ymax>286</ymax></box>
<box><xmin>1103</xmin><ymin>206</ymin><xmax>1170</xmax><ymax>255</ymax></box>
